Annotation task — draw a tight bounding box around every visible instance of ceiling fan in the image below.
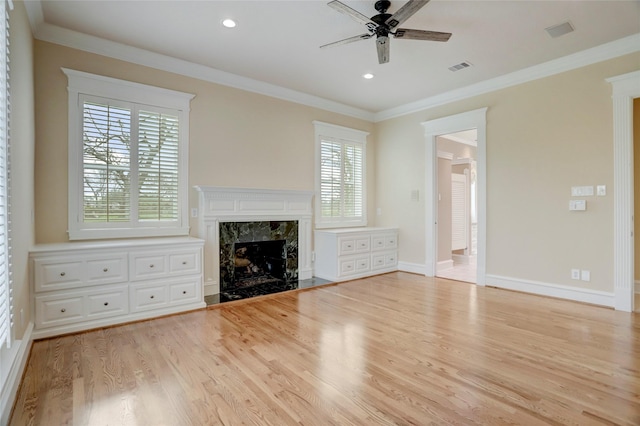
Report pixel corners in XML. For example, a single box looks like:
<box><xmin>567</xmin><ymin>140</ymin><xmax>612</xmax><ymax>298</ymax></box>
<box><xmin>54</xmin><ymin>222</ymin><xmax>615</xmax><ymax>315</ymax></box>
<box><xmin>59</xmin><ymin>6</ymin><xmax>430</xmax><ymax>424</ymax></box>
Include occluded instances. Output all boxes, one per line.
<box><xmin>321</xmin><ymin>0</ymin><xmax>452</xmax><ymax>64</ymax></box>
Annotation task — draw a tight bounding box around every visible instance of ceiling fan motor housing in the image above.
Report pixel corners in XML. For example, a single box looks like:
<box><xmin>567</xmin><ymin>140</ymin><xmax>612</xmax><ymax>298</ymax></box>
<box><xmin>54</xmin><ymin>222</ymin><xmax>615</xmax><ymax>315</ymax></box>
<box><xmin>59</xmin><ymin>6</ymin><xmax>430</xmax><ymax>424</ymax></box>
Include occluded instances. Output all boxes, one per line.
<box><xmin>375</xmin><ymin>0</ymin><xmax>391</xmax><ymax>13</ymax></box>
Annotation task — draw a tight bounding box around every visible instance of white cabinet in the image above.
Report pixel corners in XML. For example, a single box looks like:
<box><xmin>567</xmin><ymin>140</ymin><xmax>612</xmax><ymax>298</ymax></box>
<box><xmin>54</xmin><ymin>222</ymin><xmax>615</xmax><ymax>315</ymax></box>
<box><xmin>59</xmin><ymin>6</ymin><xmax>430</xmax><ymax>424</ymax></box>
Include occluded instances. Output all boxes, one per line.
<box><xmin>314</xmin><ymin>227</ymin><xmax>398</xmax><ymax>282</ymax></box>
<box><xmin>30</xmin><ymin>237</ymin><xmax>205</xmax><ymax>339</ymax></box>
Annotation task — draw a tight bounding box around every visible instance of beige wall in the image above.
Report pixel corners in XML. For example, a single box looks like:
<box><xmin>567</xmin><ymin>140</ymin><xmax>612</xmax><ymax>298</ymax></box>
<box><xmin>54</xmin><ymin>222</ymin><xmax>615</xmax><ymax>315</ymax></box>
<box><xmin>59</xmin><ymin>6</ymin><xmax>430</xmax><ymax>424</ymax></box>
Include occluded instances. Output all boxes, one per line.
<box><xmin>33</xmin><ymin>41</ymin><xmax>375</xmax><ymax>243</ymax></box>
<box><xmin>375</xmin><ymin>53</ymin><xmax>640</xmax><ymax>293</ymax></box>
<box><xmin>9</xmin><ymin>1</ymin><xmax>35</xmax><ymax>340</ymax></box>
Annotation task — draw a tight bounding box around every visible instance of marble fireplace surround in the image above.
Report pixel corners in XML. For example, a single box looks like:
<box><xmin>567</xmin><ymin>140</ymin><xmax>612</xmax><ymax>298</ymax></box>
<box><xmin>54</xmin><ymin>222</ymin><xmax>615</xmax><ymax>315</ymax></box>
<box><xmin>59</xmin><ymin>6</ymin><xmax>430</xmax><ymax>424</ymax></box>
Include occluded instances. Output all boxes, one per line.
<box><xmin>195</xmin><ymin>186</ymin><xmax>314</xmax><ymax>296</ymax></box>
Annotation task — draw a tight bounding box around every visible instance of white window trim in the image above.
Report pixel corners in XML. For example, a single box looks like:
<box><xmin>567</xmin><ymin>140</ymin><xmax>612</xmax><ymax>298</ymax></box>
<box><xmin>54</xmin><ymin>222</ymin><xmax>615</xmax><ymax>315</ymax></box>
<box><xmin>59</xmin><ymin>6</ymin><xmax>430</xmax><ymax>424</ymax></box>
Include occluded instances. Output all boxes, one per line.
<box><xmin>313</xmin><ymin>120</ymin><xmax>368</xmax><ymax>229</ymax></box>
<box><xmin>63</xmin><ymin>68</ymin><xmax>195</xmax><ymax>240</ymax></box>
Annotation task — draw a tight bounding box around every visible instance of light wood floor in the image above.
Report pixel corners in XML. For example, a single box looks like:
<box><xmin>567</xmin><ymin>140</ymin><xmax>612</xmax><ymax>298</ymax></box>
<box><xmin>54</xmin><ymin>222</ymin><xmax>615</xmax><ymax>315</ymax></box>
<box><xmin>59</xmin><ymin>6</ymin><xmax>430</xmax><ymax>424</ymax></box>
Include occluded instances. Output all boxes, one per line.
<box><xmin>10</xmin><ymin>272</ymin><xmax>640</xmax><ymax>425</ymax></box>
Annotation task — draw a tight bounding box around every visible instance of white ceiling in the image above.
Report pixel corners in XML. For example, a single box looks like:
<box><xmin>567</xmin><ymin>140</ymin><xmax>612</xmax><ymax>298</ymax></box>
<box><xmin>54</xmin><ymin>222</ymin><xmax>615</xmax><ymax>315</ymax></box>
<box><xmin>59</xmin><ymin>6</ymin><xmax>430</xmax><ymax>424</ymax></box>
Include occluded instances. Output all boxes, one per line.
<box><xmin>25</xmin><ymin>1</ymin><xmax>640</xmax><ymax>118</ymax></box>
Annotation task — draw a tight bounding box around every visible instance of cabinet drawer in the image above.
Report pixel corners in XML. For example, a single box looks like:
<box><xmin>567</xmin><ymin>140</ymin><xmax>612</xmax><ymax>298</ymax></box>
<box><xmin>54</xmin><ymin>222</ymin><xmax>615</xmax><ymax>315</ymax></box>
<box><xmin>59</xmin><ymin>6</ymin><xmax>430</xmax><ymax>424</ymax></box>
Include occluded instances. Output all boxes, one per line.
<box><xmin>86</xmin><ymin>255</ymin><xmax>127</xmax><ymax>284</ymax></box>
<box><xmin>355</xmin><ymin>238</ymin><xmax>370</xmax><ymax>252</ymax></box>
<box><xmin>34</xmin><ymin>260</ymin><xmax>83</xmax><ymax>292</ymax></box>
<box><xmin>130</xmin><ymin>254</ymin><xmax>167</xmax><ymax>280</ymax></box>
<box><xmin>372</xmin><ymin>233</ymin><xmax>398</xmax><ymax>251</ymax></box>
<box><xmin>169</xmin><ymin>251</ymin><xmax>200</xmax><ymax>274</ymax></box>
<box><xmin>339</xmin><ymin>258</ymin><xmax>357</xmax><ymax>276</ymax></box>
<box><xmin>339</xmin><ymin>238</ymin><xmax>356</xmax><ymax>255</ymax></box>
<box><xmin>170</xmin><ymin>280</ymin><xmax>199</xmax><ymax>304</ymax></box>
<box><xmin>372</xmin><ymin>253</ymin><xmax>386</xmax><ymax>269</ymax></box>
<box><xmin>86</xmin><ymin>286</ymin><xmax>128</xmax><ymax>319</ymax></box>
<box><xmin>385</xmin><ymin>235</ymin><xmax>398</xmax><ymax>249</ymax></box>
<box><xmin>355</xmin><ymin>256</ymin><xmax>370</xmax><ymax>273</ymax></box>
<box><xmin>385</xmin><ymin>253</ymin><xmax>397</xmax><ymax>267</ymax></box>
<box><xmin>36</xmin><ymin>295</ymin><xmax>84</xmax><ymax>328</ymax></box>
<box><xmin>372</xmin><ymin>236</ymin><xmax>386</xmax><ymax>251</ymax></box>
<box><xmin>130</xmin><ymin>284</ymin><xmax>168</xmax><ymax>312</ymax></box>
<box><xmin>338</xmin><ymin>256</ymin><xmax>370</xmax><ymax>277</ymax></box>
<box><xmin>339</xmin><ymin>236</ymin><xmax>370</xmax><ymax>255</ymax></box>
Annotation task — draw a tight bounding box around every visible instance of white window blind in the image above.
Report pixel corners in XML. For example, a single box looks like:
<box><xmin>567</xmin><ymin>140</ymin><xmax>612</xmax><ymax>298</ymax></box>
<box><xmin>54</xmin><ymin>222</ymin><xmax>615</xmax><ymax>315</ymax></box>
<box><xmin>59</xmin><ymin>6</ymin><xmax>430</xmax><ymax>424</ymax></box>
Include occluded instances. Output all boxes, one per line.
<box><xmin>314</xmin><ymin>121</ymin><xmax>368</xmax><ymax>228</ymax></box>
<box><xmin>65</xmin><ymin>69</ymin><xmax>194</xmax><ymax>240</ymax></box>
<box><xmin>81</xmin><ymin>100</ymin><xmax>180</xmax><ymax>225</ymax></box>
<box><xmin>0</xmin><ymin>0</ymin><xmax>11</xmax><ymax>349</ymax></box>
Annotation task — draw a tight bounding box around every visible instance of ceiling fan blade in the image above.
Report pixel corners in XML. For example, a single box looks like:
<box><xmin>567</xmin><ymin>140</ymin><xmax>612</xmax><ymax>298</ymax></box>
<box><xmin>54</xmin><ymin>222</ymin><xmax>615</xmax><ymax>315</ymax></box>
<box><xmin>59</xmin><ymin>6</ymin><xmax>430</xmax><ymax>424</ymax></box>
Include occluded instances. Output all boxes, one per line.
<box><xmin>394</xmin><ymin>28</ymin><xmax>452</xmax><ymax>42</ymax></box>
<box><xmin>320</xmin><ymin>33</ymin><xmax>374</xmax><ymax>49</ymax></box>
<box><xmin>328</xmin><ymin>0</ymin><xmax>378</xmax><ymax>31</ymax></box>
<box><xmin>376</xmin><ymin>36</ymin><xmax>390</xmax><ymax>64</ymax></box>
<box><xmin>385</xmin><ymin>0</ymin><xmax>430</xmax><ymax>30</ymax></box>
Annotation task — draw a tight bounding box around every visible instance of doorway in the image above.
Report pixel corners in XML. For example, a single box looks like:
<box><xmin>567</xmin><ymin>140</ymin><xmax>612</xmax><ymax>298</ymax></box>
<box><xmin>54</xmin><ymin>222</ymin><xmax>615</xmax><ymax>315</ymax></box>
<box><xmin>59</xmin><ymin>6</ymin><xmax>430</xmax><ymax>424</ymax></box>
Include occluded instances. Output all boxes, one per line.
<box><xmin>435</xmin><ymin>131</ymin><xmax>478</xmax><ymax>283</ymax></box>
<box><xmin>422</xmin><ymin>108</ymin><xmax>487</xmax><ymax>286</ymax></box>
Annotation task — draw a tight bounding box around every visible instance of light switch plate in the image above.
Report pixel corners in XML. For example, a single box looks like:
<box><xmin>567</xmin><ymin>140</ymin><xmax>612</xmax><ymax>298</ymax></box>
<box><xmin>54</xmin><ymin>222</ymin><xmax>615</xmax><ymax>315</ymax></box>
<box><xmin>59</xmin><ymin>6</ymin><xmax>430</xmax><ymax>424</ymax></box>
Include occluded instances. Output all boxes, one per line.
<box><xmin>571</xmin><ymin>186</ymin><xmax>594</xmax><ymax>196</ymax></box>
<box><xmin>581</xmin><ymin>270</ymin><xmax>591</xmax><ymax>282</ymax></box>
<box><xmin>597</xmin><ymin>185</ymin><xmax>606</xmax><ymax>196</ymax></box>
<box><xmin>569</xmin><ymin>200</ymin><xmax>587</xmax><ymax>211</ymax></box>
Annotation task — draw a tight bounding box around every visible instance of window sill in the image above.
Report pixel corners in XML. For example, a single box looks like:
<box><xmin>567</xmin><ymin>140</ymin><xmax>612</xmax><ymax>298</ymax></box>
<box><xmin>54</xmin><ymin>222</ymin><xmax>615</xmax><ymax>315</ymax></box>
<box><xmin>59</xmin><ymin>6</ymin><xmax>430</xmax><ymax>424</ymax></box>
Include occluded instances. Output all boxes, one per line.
<box><xmin>68</xmin><ymin>226</ymin><xmax>190</xmax><ymax>241</ymax></box>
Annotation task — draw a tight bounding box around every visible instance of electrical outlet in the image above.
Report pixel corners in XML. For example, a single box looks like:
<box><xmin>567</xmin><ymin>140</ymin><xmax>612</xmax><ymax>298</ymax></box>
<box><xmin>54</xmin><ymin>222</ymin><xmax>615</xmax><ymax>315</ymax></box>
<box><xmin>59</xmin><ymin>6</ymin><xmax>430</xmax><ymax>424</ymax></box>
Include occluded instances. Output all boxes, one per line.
<box><xmin>190</xmin><ymin>208</ymin><xmax>198</xmax><ymax>218</ymax></box>
<box><xmin>571</xmin><ymin>269</ymin><xmax>580</xmax><ymax>280</ymax></box>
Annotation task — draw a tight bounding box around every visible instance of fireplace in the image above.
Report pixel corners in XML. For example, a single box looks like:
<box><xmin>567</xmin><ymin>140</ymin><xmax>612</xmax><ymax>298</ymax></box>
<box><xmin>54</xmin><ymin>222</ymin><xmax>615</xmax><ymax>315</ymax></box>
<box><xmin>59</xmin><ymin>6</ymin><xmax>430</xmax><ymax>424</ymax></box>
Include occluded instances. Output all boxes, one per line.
<box><xmin>195</xmin><ymin>186</ymin><xmax>313</xmax><ymax>297</ymax></box>
<box><xmin>218</xmin><ymin>220</ymin><xmax>298</xmax><ymax>300</ymax></box>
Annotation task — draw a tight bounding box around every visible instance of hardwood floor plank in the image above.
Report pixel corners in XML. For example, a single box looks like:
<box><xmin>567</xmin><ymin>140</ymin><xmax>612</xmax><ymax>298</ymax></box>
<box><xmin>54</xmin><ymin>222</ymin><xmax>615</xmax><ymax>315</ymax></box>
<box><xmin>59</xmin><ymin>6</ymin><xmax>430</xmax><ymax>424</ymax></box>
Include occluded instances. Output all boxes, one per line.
<box><xmin>10</xmin><ymin>272</ymin><xmax>640</xmax><ymax>425</ymax></box>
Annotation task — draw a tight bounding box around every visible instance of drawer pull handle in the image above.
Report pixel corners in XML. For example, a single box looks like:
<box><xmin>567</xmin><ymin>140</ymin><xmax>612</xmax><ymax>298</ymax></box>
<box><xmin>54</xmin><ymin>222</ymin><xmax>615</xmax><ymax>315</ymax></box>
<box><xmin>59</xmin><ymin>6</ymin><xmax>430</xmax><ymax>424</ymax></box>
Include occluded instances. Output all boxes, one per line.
<box><xmin>103</xmin><ymin>268</ymin><xmax>108</xmax><ymax>272</ymax></box>
<box><xmin>60</xmin><ymin>272</ymin><xmax>66</xmax><ymax>277</ymax></box>
<box><xmin>104</xmin><ymin>302</ymin><xmax>109</xmax><ymax>306</ymax></box>
<box><xmin>61</xmin><ymin>308</ymin><xmax>66</xmax><ymax>313</ymax></box>
<box><xmin>149</xmin><ymin>264</ymin><xmax>154</xmax><ymax>268</ymax></box>
<box><xmin>150</xmin><ymin>295</ymin><xmax>154</xmax><ymax>299</ymax></box>
<box><xmin>182</xmin><ymin>261</ymin><xmax>187</xmax><ymax>265</ymax></box>
<box><xmin>182</xmin><ymin>290</ymin><xmax>187</xmax><ymax>294</ymax></box>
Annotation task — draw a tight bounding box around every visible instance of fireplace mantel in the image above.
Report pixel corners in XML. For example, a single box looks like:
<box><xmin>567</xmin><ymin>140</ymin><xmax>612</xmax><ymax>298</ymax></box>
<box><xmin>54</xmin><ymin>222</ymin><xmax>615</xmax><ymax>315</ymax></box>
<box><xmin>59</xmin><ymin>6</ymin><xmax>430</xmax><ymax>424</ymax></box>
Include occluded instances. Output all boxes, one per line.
<box><xmin>194</xmin><ymin>186</ymin><xmax>314</xmax><ymax>295</ymax></box>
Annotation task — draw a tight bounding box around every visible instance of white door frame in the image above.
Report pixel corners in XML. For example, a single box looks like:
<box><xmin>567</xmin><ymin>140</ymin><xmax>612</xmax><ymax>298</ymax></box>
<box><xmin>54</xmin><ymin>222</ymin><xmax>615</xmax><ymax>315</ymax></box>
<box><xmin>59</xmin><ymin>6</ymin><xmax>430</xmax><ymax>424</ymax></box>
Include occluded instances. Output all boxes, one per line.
<box><xmin>422</xmin><ymin>108</ymin><xmax>488</xmax><ymax>285</ymax></box>
<box><xmin>607</xmin><ymin>70</ymin><xmax>640</xmax><ymax>312</ymax></box>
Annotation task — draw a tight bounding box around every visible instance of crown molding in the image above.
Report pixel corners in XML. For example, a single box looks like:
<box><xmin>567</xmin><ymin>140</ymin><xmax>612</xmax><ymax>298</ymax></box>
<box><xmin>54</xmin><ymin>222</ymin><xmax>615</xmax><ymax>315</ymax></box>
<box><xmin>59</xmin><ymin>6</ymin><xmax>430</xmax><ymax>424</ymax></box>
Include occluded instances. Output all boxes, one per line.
<box><xmin>374</xmin><ymin>32</ymin><xmax>640</xmax><ymax>122</ymax></box>
<box><xmin>25</xmin><ymin>6</ymin><xmax>375</xmax><ymax>122</ymax></box>
<box><xmin>23</xmin><ymin>1</ymin><xmax>639</xmax><ymax>125</ymax></box>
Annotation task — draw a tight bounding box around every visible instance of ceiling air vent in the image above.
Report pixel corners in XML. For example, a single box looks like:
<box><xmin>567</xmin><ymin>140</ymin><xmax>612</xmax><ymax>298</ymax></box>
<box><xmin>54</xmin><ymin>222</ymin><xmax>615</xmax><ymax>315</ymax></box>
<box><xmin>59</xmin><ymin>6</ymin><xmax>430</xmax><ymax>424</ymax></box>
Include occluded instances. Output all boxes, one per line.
<box><xmin>448</xmin><ymin>61</ymin><xmax>473</xmax><ymax>72</ymax></box>
<box><xmin>545</xmin><ymin>21</ymin><xmax>575</xmax><ymax>38</ymax></box>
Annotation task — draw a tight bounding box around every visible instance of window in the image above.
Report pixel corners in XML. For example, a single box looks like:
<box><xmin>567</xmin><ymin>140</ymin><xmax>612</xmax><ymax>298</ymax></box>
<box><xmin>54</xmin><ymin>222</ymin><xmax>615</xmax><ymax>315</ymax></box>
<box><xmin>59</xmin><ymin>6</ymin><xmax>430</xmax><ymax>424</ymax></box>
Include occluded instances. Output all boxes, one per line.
<box><xmin>313</xmin><ymin>121</ymin><xmax>368</xmax><ymax>228</ymax></box>
<box><xmin>0</xmin><ymin>0</ymin><xmax>11</xmax><ymax>350</ymax></box>
<box><xmin>64</xmin><ymin>69</ymin><xmax>194</xmax><ymax>240</ymax></box>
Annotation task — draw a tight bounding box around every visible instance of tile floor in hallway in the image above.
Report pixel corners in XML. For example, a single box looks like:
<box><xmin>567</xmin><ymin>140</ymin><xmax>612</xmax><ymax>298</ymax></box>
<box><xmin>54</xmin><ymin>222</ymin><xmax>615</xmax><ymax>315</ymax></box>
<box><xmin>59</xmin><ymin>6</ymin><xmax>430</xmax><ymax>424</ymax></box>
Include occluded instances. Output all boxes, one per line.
<box><xmin>437</xmin><ymin>255</ymin><xmax>477</xmax><ymax>284</ymax></box>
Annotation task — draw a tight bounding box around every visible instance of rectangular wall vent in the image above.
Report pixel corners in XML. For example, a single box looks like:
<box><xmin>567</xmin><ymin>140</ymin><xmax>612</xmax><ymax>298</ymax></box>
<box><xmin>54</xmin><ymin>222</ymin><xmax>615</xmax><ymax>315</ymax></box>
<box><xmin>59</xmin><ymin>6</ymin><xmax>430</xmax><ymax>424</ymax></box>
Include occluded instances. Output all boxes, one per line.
<box><xmin>448</xmin><ymin>61</ymin><xmax>473</xmax><ymax>72</ymax></box>
<box><xmin>545</xmin><ymin>21</ymin><xmax>575</xmax><ymax>38</ymax></box>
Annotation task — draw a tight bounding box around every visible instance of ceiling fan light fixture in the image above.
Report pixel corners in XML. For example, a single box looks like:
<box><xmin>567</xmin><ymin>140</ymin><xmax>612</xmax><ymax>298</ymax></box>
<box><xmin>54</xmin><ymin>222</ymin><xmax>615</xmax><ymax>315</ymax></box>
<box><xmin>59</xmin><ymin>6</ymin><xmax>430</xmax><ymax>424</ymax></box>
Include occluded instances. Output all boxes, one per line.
<box><xmin>363</xmin><ymin>73</ymin><xmax>375</xmax><ymax>79</ymax></box>
<box><xmin>222</xmin><ymin>19</ymin><xmax>236</xmax><ymax>28</ymax></box>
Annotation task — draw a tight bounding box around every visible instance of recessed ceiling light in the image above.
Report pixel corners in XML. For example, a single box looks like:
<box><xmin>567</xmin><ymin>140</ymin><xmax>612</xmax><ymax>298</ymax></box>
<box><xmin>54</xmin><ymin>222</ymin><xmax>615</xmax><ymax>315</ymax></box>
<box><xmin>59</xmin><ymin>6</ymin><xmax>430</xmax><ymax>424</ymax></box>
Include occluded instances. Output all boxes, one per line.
<box><xmin>363</xmin><ymin>73</ymin><xmax>374</xmax><ymax>79</ymax></box>
<box><xmin>222</xmin><ymin>19</ymin><xmax>236</xmax><ymax>28</ymax></box>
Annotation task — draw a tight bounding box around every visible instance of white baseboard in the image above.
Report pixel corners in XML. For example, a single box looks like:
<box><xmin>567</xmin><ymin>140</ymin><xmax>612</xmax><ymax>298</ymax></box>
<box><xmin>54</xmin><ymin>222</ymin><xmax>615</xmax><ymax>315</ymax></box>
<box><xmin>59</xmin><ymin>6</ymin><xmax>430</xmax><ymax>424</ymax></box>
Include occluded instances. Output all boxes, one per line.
<box><xmin>397</xmin><ymin>261</ymin><xmax>426</xmax><ymax>275</ymax></box>
<box><xmin>452</xmin><ymin>254</ymin><xmax>470</xmax><ymax>264</ymax></box>
<box><xmin>1</xmin><ymin>322</ymin><xmax>34</xmax><ymax>425</ymax></box>
<box><xmin>485</xmin><ymin>275</ymin><xmax>615</xmax><ymax>307</ymax></box>
<box><xmin>437</xmin><ymin>260</ymin><xmax>454</xmax><ymax>273</ymax></box>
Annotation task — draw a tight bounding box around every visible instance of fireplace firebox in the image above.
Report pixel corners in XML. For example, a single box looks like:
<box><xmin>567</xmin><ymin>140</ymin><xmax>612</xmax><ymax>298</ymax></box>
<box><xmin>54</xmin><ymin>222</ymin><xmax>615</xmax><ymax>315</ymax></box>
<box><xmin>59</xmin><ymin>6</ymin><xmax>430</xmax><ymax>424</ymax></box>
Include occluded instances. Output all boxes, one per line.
<box><xmin>233</xmin><ymin>240</ymin><xmax>286</xmax><ymax>288</ymax></box>
<box><xmin>219</xmin><ymin>220</ymin><xmax>298</xmax><ymax>301</ymax></box>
